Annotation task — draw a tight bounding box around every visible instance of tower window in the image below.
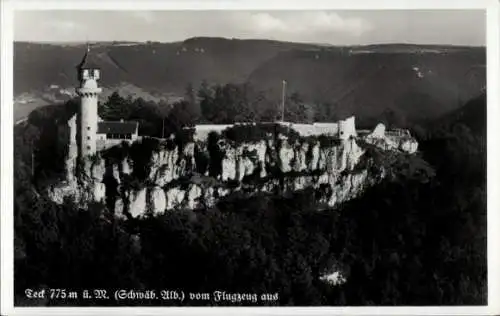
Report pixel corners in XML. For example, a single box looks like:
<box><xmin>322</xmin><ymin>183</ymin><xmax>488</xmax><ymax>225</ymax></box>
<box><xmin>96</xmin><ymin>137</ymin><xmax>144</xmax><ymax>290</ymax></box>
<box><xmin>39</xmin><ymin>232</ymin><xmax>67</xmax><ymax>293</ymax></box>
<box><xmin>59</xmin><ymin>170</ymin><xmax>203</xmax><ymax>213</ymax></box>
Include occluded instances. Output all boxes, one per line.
<box><xmin>87</xmin><ymin>126</ymin><xmax>91</xmax><ymax>130</ymax></box>
<box><xmin>87</xmin><ymin>136</ymin><xmax>91</xmax><ymax>140</ymax></box>
<box><xmin>87</xmin><ymin>146</ymin><xmax>91</xmax><ymax>150</ymax></box>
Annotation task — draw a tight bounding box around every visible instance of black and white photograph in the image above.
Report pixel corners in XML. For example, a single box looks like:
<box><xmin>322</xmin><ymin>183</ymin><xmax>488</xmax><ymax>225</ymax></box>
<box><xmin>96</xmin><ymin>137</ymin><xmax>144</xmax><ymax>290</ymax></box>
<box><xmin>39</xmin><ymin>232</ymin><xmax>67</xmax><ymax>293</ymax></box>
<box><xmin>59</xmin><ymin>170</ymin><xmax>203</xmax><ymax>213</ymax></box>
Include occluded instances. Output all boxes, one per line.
<box><xmin>1</xmin><ymin>0</ymin><xmax>498</xmax><ymax>314</ymax></box>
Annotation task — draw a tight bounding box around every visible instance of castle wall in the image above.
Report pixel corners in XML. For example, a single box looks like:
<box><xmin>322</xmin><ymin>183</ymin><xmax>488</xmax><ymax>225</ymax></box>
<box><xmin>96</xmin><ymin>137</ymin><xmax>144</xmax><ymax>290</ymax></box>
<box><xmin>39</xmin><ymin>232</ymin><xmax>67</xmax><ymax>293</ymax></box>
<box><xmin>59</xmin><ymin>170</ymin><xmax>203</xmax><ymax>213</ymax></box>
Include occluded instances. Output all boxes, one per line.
<box><xmin>311</xmin><ymin>122</ymin><xmax>339</xmax><ymax>136</ymax></box>
<box><xmin>338</xmin><ymin>116</ymin><xmax>357</xmax><ymax>140</ymax></box>
<box><xmin>291</xmin><ymin>123</ymin><xmax>337</xmax><ymax>136</ymax></box>
<box><xmin>190</xmin><ymin>120</ymin><xmax>346</xmax><ymax>141</ymax></box>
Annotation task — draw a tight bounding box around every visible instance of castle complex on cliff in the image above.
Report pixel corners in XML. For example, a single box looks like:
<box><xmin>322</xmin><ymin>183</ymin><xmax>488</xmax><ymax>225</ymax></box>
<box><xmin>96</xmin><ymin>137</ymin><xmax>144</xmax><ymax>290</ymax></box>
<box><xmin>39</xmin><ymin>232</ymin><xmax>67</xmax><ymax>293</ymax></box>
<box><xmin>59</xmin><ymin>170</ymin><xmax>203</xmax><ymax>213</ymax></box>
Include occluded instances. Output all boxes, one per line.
<box><xmin>53</xmin><ymin>45</ymin><xmax>419</xmax><ymax>216</ymax></box>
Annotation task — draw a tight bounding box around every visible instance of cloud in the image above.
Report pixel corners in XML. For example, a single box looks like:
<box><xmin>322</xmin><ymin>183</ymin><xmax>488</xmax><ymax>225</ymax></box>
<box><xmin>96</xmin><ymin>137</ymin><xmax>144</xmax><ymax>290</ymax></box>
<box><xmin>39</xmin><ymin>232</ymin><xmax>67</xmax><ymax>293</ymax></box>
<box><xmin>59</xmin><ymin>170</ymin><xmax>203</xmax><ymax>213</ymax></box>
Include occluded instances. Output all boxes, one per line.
<box><xmin>14</xmin><ymin>10</ymin><xmax>483</xmax><ymax>46</ymax></box>
<box><xmin>246</xmin><ymin>12</ymin><xmax>373</xmax><ymax>37</ymax></box>
<box><xmin>307</xmin><ymin>12</ymin><xmax>372</xmax><ymax>36</ymax></box>
<box><xmin>251</xmin><ymin>13</ymin><xmax>288</xmax><ymax>32</ymax></box>
<box><xmin>45</xmin><ymin>20</ymin><xmax>83</xmax><ymax>32</ymax></box>
<box><xmin>130</xmin><ymin>11</ymin><xmax>156</xmax><ymax>24</ymax></box>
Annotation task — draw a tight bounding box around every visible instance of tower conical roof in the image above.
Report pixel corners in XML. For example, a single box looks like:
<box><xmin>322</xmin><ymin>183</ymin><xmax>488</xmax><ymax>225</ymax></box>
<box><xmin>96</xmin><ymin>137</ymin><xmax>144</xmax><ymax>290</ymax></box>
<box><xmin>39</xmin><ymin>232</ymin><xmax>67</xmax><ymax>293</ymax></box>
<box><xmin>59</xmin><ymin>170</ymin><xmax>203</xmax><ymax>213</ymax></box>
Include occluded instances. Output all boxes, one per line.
<box><xmin>76</xmin><ymin>44</ymin><xmax>100</xmax><ymax>69</ymax></box>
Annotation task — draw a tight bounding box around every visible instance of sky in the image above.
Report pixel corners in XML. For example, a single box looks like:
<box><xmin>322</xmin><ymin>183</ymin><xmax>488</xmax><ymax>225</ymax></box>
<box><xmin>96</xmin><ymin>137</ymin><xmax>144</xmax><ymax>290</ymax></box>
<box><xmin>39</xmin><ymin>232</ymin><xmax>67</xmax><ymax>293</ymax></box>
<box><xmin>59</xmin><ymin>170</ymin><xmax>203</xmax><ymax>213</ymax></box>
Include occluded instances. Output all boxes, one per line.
<box><xmin>14</xmin><ymin>10</ymin><xmax>486</xmax><ymax>46</ymax></box>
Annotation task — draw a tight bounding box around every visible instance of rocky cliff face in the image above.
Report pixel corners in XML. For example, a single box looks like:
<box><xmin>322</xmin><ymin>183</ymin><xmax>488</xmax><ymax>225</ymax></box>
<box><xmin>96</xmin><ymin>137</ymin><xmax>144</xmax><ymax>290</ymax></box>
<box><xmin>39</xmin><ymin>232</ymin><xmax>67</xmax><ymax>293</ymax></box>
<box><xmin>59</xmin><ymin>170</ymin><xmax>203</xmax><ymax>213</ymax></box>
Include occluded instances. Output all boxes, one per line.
<box><xmin>49</xmin><ymin>123</ymin><xmax>418</xmax><ymax>218</ymax></box>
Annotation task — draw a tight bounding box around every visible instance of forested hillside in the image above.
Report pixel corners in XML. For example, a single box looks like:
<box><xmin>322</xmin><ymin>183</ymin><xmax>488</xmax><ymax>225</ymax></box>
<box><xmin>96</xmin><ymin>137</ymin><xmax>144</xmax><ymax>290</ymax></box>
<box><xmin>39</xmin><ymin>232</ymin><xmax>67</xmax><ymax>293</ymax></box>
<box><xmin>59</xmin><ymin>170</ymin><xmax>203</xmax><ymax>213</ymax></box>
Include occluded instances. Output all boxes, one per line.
<box><xmin>14</xmin><ymin>38</ymin><xmax>485</xmax><ymax>124</ymax></box>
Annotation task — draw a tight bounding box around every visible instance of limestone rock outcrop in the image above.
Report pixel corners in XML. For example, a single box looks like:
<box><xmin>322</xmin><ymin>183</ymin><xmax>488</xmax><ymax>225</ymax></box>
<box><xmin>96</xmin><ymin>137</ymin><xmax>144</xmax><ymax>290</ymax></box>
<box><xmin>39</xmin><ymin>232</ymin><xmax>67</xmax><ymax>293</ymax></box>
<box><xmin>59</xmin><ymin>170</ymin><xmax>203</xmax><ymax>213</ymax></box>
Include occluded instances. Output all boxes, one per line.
<box><xmin>48</xmin><ymin>121</ymin><xmax>419</xmax><ymax>218</ymax></box>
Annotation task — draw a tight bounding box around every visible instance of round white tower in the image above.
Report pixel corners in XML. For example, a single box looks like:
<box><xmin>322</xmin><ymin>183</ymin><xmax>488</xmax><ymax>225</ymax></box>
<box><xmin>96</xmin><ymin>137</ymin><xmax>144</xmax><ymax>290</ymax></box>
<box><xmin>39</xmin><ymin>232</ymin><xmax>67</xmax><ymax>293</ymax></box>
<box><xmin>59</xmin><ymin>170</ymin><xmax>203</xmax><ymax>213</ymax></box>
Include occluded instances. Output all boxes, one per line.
<box><xmin>76</xmin><ymin>45</ymin><xmax>102</xmax><ymax>158</ymax></box>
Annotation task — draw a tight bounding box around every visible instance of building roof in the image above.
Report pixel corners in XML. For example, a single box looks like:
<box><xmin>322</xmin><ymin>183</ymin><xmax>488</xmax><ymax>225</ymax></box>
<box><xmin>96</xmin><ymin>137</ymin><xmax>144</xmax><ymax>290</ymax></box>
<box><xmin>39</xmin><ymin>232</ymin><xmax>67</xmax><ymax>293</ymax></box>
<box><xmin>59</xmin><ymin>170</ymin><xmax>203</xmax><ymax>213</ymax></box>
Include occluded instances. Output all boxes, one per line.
<box><xmin>97</xmin><ymin>121</ymin><xmax>138</xmax><ymax>134</ymax></box>
<box><xmin>76</xmin><ymin>45</ymin><xmax>101</xmax><ymax>70</ymax></box>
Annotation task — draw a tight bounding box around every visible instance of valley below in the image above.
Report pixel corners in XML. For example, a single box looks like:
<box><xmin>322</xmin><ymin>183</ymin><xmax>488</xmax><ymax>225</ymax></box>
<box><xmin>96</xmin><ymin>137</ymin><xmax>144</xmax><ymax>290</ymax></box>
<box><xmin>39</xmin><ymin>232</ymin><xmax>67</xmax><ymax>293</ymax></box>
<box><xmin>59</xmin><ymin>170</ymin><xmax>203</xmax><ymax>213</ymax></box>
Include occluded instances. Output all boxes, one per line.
<box><xmin>14</xmin><ymin>39</ymin><xmax>485</xmax><ymax>125</ymax></box>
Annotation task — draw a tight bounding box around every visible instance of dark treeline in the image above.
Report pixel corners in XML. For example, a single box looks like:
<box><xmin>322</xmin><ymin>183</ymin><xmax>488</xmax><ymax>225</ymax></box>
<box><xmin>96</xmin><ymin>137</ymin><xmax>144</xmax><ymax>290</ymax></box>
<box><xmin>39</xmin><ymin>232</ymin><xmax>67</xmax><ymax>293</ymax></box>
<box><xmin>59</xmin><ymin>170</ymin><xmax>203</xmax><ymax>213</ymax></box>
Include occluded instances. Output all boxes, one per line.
<box><xmin>13</xmin><ymin>88</ymin><xmax>486</xmax><ymax>305</ymax></box>
<box><xmin>99</xmin><ymin>82</ymin><xmax>412</xmax><ymax>136</ymax></box>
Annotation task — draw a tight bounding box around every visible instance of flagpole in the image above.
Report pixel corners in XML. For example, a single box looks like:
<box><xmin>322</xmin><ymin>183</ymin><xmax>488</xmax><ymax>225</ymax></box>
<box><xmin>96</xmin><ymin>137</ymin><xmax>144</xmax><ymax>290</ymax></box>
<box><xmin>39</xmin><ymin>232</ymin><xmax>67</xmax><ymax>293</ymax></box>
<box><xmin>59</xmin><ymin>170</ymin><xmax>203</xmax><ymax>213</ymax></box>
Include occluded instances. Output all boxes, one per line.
<box><xmin>281</xmin><ymin>80</ymin><xmax>286</xmax><ymax>122</ymax></box>
<box><xmin>162</xmin><ymin>117</ymin><xmax>165</xmax><ymax>138</ymax></box>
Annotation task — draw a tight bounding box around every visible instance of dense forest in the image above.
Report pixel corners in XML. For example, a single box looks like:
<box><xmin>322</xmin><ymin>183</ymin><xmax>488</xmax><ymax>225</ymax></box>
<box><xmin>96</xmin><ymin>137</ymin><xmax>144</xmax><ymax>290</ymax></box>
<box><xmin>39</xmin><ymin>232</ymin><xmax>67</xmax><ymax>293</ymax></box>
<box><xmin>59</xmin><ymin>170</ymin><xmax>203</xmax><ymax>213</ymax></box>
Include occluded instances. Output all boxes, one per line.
<box><xmin>13</xmin><ymin>85</ymin><xmax>486</xmax><ymax>306</ymax></box>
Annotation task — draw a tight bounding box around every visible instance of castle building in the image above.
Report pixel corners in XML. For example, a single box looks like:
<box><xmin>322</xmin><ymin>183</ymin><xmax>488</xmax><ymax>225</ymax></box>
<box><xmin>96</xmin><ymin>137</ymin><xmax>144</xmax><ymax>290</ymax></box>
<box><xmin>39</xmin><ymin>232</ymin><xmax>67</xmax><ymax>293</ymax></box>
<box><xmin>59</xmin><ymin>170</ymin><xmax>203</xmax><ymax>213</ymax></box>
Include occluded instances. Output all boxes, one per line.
<box><xmin>71</xmin><ymin>45</ymin><xmax>139</xmax><ymax>161</ymax></box>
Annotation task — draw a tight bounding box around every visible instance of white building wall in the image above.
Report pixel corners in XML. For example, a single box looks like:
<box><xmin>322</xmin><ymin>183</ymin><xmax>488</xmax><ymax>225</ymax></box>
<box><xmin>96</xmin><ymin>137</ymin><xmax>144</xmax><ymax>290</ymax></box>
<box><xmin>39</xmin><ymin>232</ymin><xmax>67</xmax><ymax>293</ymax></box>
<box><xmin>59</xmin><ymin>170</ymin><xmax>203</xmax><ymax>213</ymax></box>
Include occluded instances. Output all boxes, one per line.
<box><xmin>96</xmin><ymin>132</ymin><xmax>139</xmax><ymax>151</ymax></box>
<box><xmin>313</xmin><ymin>123</ymin><xmax>339</xmax><ymax>136</ymax></box>
<box><xmin>191</xmin><ymin>121</ymin><xmax>347</xmax><ymax>139</ymax></box>
<box><xmin>338</xmin><ymin>116</ymin><xmax>357</xmax><ymax>140</ymax></box>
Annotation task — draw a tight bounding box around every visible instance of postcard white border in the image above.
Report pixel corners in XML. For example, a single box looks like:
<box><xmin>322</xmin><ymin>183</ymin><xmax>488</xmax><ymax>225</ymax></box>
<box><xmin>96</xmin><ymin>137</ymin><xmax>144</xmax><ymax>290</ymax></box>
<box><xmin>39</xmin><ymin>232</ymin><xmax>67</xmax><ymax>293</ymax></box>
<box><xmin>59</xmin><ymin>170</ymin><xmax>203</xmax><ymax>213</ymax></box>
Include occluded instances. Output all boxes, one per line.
<box><xmin>2</xmin><ymin>0</ymin><xmax>499</xmax><ymax>315</ymax></box>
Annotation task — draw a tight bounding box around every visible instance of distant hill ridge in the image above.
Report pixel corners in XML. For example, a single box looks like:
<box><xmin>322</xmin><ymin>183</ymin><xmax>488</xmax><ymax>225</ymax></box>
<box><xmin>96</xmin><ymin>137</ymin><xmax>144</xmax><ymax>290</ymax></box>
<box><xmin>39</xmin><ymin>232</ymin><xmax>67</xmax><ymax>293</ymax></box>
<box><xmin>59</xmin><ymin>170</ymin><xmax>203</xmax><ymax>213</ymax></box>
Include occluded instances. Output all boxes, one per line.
<box><xmin>14</xmin><ymin>37</ymin><xmax>485</xmax><ymax>123</ymax></box>
<box><xmin>16</xmin><ymin>36</ymin><xmax>486</xmax><ymax>48</ymax></box>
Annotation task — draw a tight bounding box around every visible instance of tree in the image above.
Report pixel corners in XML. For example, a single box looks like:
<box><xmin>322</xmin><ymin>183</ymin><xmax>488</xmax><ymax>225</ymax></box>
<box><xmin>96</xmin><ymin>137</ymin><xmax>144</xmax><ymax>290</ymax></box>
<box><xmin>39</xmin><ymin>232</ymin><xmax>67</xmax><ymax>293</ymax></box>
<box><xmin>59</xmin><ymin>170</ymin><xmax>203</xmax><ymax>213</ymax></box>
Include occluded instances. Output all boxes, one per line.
<box><xmin>184</xmin><ymin>82</ymin><xmax>202</xmax><ymax>123</ymax></box>
<box><xmin>166</xmin><ymin>100</ymin><xmax>196</xmax><ymax>133</ymax></box>
<box><xmin>99</xmin><ymin>91</ymin><xmax>138</xmax><ymax>121</ymax></box>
